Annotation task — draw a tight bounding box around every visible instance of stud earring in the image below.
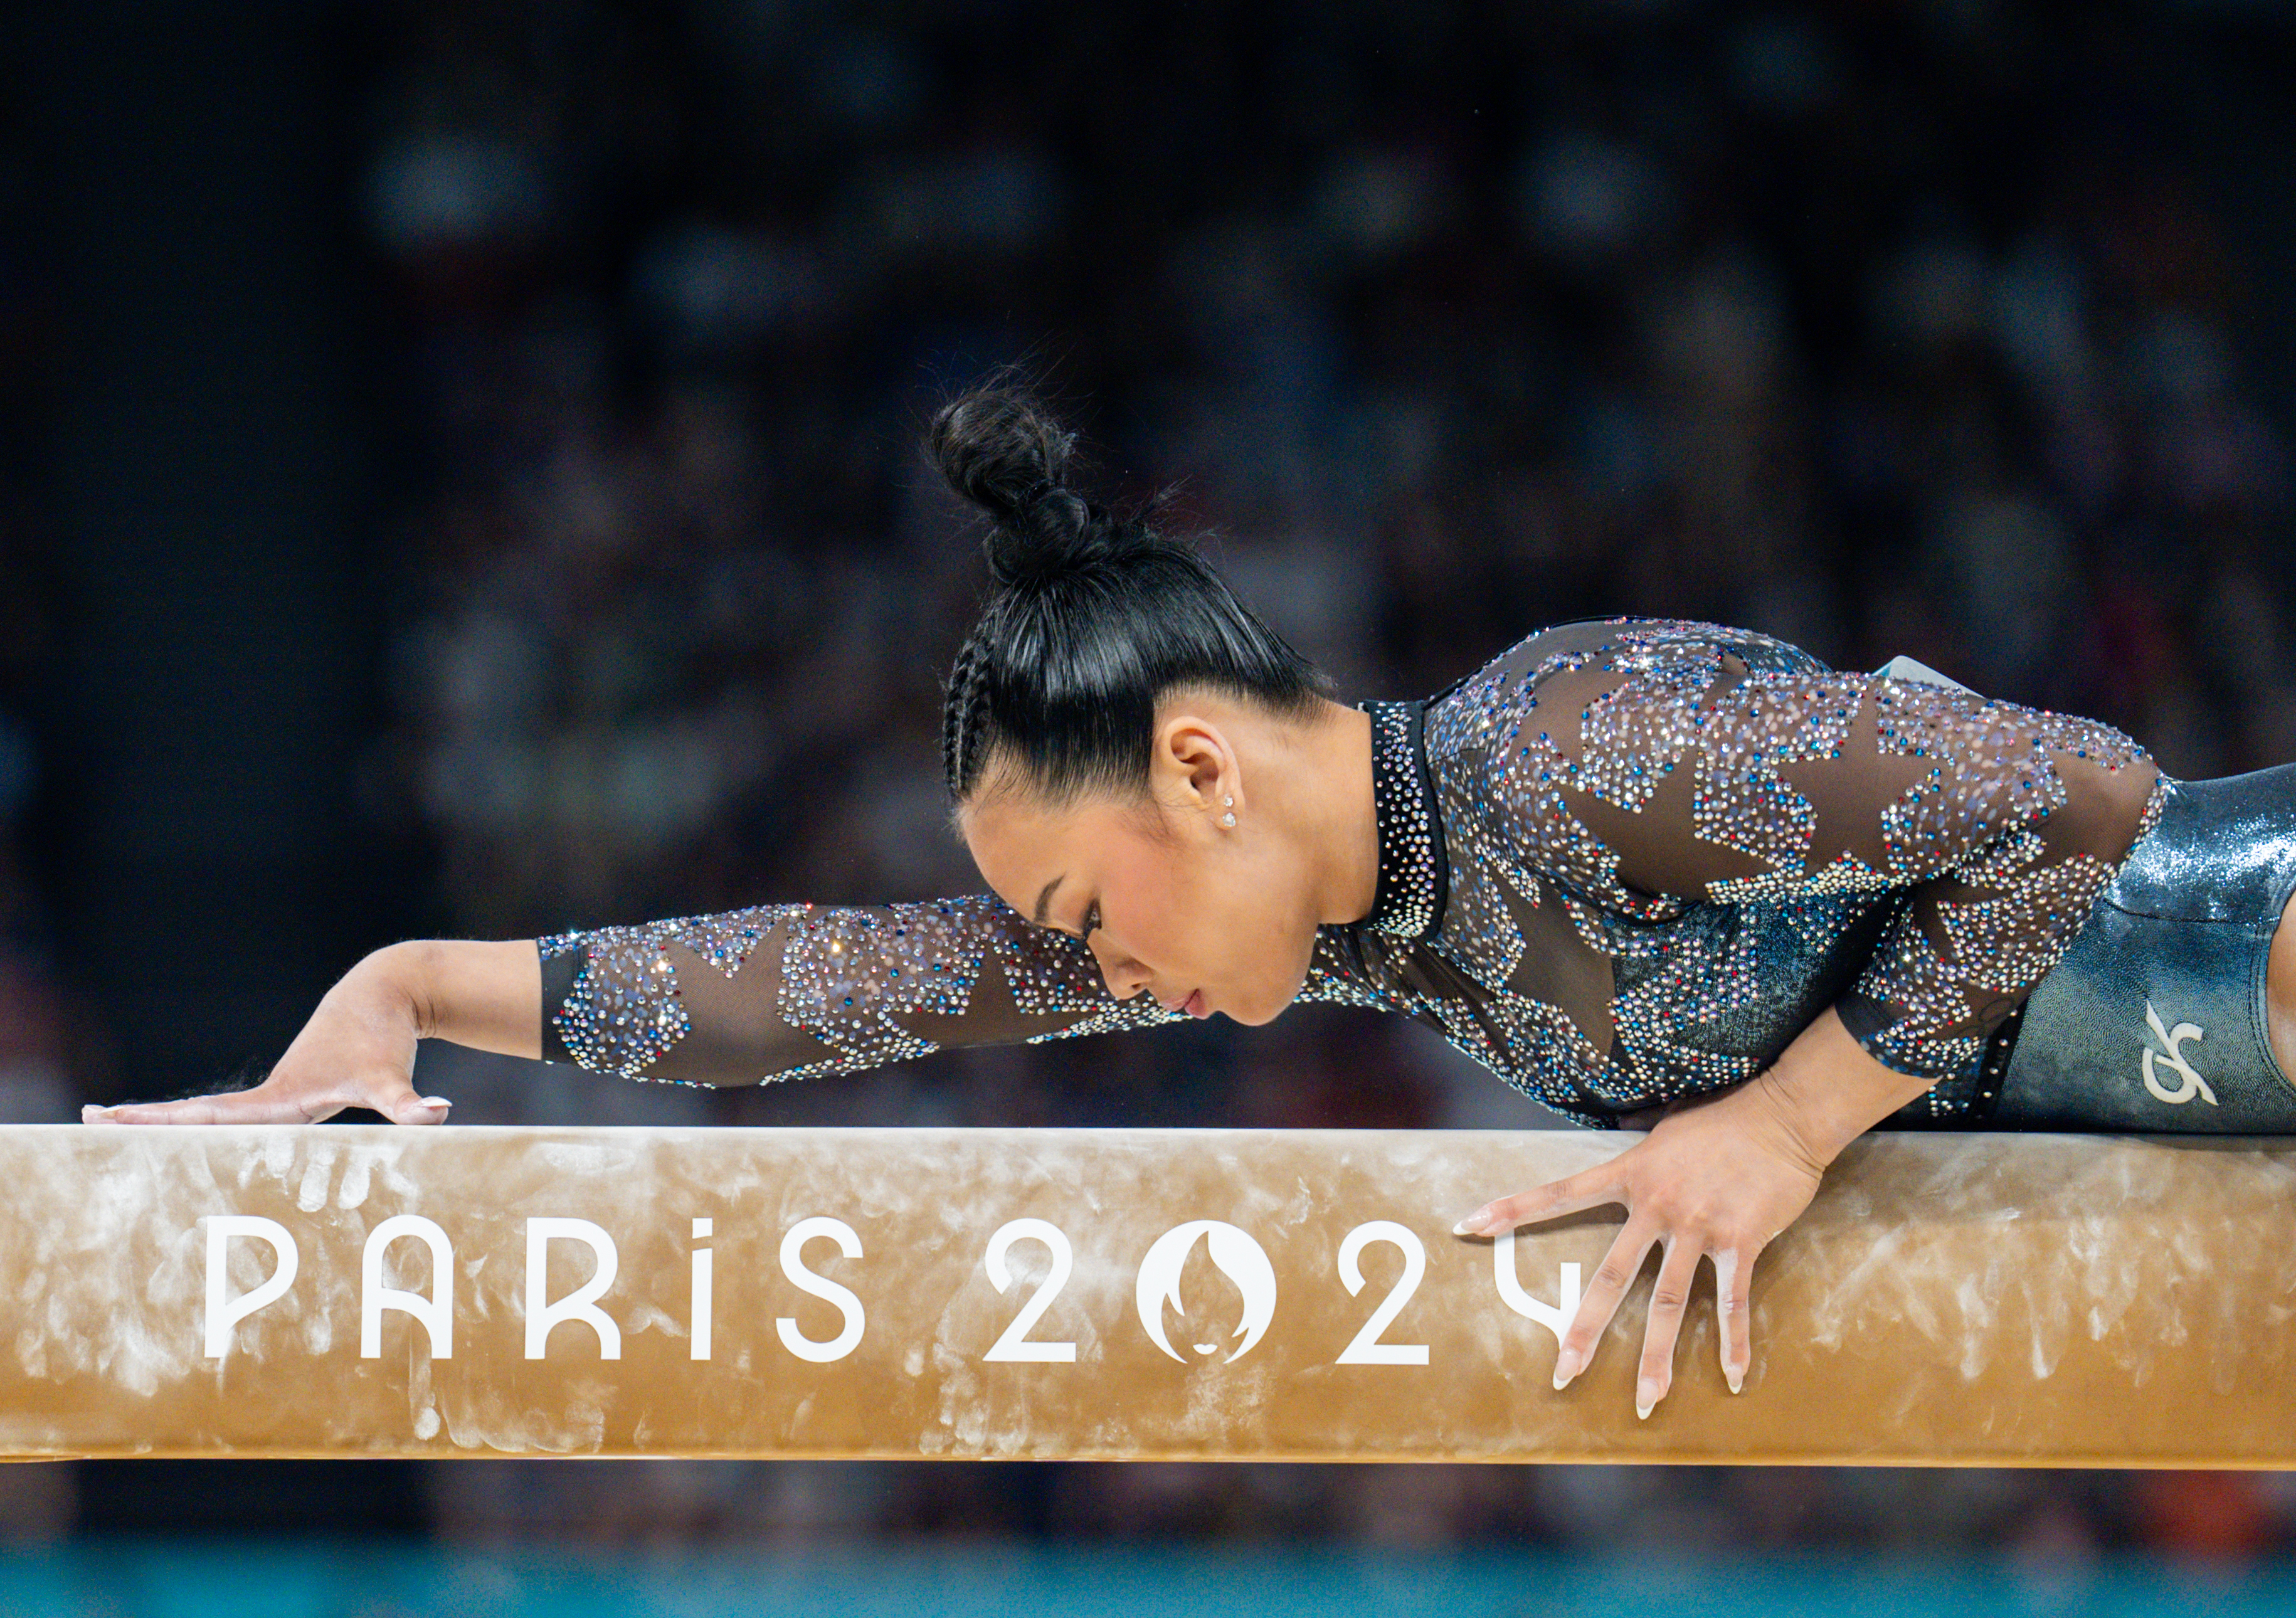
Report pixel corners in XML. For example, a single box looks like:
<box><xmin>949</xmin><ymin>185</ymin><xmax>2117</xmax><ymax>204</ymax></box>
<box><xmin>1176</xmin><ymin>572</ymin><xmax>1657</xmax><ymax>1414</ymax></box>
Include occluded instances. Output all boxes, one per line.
<box><xmin>1220</xmin><ymin>795</ymin><xmax>1235</xmax><ymax>828</ymax></box>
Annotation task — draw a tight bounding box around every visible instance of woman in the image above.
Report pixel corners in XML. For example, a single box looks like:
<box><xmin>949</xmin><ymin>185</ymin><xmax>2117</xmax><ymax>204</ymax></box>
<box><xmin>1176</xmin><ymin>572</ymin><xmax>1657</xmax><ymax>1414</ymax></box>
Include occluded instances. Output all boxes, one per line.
<box><xmin>85</xmin><ymin>389</ymin><xmax>2296</xmax><ymax>1421</ymax></box>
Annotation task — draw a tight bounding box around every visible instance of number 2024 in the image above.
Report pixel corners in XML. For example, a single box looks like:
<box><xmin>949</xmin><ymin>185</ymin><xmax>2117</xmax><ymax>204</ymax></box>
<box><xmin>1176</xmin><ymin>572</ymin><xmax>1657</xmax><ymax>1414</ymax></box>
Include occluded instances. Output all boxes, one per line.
<box><xmin>970</xmin><ymin>1217</ymin><xmax>1583</xmax><ymax>1368</ymax></box>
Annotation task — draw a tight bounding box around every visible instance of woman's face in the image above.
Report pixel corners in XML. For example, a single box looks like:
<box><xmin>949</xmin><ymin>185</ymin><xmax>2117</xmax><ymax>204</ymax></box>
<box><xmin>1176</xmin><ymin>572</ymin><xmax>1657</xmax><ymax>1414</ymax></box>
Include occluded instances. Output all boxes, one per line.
<box><xmin>957</xmin><ymin>706</ymin><xmax>1329</xmax><ymax>1025</ymax></box>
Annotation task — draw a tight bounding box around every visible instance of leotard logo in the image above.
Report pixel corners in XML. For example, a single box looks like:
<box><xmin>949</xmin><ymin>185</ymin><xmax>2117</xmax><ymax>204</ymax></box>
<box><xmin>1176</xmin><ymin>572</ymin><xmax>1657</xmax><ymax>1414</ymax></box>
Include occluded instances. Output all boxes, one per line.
<box><xmin>2141</xmin><ymin>1002</ymin><xmax>2216</xmax><ymax>1106</ymax></box>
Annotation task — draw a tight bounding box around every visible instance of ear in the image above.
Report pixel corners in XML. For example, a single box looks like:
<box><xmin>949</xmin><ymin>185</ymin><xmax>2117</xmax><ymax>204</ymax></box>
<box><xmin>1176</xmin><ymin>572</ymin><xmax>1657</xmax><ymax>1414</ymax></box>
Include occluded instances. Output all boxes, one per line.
<box><xmin>1151</xmin><ymin>710</ymin><xmax>1238</xmax><ymax>822</ymax></box>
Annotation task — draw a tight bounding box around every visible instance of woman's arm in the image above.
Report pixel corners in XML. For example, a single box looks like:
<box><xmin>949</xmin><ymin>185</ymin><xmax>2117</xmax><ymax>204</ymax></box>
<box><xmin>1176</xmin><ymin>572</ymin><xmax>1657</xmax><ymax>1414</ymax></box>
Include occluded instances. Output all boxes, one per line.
<box><xmin>536</xmin><ymin>896</ymin><xmax>1185</xmax><ymax>1086</ymax></box>
<box><xmin>84</xmin><ymin>889</ymin><xmax>1213</xmax><ymax>1121</ymax></box>
<box><xmin>1451</xmin><ymin>627</ymin><xmax>2167</xmax><ymax>1412</ymax></box>
<box><xmin>1454</xmin><ymin>1006</ymin><xmax>1934</xmax><ymax>1416</ymax></box>
<box><xmin>1518</xmin><ymin>634</ymin><xmax>2165</xmax><ymax>1092</ymax></box>
<box><xmin>83</xmin><ymin>939</ymin><xmax>538</xmax><ymax>1125</ymax></box>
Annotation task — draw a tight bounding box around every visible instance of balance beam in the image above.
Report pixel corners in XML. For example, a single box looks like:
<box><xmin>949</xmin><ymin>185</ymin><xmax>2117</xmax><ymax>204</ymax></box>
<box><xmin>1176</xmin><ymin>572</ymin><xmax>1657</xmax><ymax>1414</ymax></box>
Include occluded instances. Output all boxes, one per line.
<box><xmin>5</xmin><ymin>1125</ymin><xmax>2290</xmax><ymax>1466</ymax></box>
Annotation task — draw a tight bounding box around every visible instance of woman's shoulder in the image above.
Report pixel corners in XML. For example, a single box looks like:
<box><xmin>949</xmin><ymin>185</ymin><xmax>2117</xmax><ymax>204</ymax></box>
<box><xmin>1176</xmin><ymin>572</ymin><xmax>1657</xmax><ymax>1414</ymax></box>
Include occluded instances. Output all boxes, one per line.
<box><xmin>1432</xmin><ymin>615</ymin><xmax>1831</xmax><ymax>703</ymax></box>
<box><xmin>1420</xmin><ymin>615</ymin><xmax>1833</xmax><ymax>759</ymax></box>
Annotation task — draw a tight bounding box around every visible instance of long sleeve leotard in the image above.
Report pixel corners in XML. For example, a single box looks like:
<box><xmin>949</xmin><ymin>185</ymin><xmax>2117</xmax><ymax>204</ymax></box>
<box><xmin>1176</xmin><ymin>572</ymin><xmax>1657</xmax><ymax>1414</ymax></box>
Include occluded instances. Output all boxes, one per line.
<box><xmin>537</xmin><ymin>618</ymin><xmax>2166</xmax><ymax>1128</ymax></box>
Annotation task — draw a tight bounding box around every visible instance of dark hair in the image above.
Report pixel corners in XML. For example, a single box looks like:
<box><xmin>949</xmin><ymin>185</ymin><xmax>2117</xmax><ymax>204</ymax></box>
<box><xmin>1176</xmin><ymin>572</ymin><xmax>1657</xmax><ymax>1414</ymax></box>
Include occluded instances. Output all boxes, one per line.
<box><xmin>932</xmin><ymin>388</ymin><xmax>1330</xmax><ymax>806</ymax></box>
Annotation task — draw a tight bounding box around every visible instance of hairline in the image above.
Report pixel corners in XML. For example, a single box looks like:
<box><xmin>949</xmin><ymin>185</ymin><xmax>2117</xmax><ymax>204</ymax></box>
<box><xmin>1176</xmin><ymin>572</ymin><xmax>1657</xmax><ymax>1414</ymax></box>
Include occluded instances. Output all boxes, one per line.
<box><xmin>945</xmin><ymin>679</ymin><xmax>1331</xmax><ymax>838</ymax></box>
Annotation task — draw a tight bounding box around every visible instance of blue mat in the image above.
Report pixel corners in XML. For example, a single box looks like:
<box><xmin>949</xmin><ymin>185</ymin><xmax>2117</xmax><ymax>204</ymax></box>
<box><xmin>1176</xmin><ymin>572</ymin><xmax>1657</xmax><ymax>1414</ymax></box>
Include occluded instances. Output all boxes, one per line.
<box><xmin>5</xmin><ymin>1543</ymin><xmax>2290</xmax><ymax>1618</ymax></box>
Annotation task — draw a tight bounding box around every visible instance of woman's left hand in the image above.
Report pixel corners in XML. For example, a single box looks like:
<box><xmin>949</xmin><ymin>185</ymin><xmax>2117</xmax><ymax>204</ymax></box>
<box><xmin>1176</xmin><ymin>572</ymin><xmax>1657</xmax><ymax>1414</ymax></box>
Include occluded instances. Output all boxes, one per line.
<box><xmin>1451</xmin><ymin>1072</ymin><xmax>1827</xmax><ymax>1418</ymax></box>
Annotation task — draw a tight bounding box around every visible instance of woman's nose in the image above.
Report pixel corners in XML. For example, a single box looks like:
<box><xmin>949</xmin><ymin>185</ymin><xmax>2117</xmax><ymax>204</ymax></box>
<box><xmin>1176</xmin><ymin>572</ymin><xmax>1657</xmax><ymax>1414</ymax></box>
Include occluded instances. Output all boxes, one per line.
<box><xmin>1089</xmin><ymin>936</ymin><xmax>1152</xmax><ymax>1000</ymax></box>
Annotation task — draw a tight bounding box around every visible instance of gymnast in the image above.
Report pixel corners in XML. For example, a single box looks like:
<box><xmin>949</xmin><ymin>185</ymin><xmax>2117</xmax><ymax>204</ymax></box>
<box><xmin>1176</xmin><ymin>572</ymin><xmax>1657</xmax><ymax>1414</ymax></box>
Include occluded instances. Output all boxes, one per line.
<box><xmin>85</xmin><ymin>389</ymin><xmax>2296</xmax><ymax>1420</ymax></box>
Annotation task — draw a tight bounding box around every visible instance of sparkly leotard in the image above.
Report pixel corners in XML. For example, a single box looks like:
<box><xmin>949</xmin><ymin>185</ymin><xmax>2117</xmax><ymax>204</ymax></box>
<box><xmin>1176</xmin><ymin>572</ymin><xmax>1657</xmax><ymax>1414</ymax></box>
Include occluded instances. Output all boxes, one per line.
<box><xmin>537</xmin><ymin>616</ymin><xmax>2181</xmax><ymax>1129</ymax></box>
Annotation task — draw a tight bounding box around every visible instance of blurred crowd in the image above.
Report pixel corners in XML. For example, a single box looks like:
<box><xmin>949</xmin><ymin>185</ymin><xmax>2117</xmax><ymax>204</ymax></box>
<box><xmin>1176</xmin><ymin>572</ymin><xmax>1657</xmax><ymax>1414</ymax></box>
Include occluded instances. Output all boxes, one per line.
<box><xmin>0</xmin><ymin>120</ymin><xmax>73</xmax><ymax>1134</ymax></box>
<box><xmin>9</xmin><ymin>0</ymin><xmax>2296</xmax><ymax>1566</ymax></box>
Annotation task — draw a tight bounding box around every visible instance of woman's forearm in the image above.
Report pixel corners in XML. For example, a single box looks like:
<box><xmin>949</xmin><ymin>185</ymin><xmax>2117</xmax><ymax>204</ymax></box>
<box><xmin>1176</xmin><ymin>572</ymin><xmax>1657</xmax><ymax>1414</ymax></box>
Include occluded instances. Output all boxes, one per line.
<box><xmin>376</xmin><ymin>939</ymin><xmax>544</xmax><ymax>1061</ymax></box>
<box><xmin>86</xmin><ymin>937</ymin><xmax>540</xmax><ymax>1124</ymax></box>
<box><xmin>1748</xmin><ymin>1004</ymin><xmax>1942</xmax><ymax>1168</ymax></box>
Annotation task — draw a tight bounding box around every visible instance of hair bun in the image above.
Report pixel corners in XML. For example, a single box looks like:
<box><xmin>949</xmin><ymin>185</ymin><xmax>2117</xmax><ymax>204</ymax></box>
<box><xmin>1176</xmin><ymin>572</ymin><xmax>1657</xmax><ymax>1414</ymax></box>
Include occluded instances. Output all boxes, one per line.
<box><xmin>929</xmin><ymin>388</ymin><xmax>1113</xmax><ymax>590</ymax></box>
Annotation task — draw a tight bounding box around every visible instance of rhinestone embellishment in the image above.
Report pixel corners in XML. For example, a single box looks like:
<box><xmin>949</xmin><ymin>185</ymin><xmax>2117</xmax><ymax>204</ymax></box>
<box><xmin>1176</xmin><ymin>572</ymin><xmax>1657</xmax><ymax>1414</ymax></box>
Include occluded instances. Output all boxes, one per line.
<box><xmin>537</xmin><ymin>616</ymin><xmax>2167</xmax><ymax>1133</ymax></box>
<box><xmin>1356</xmin><ymin>698</ymin><xmax>1448</xmax><ymax>942</ymax></box>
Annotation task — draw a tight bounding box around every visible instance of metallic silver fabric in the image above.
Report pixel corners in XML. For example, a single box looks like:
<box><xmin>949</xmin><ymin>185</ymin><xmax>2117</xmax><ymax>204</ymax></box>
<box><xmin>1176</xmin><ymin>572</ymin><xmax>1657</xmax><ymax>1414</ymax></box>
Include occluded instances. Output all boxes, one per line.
<box><xmin>1992</xmin><ymin>764</ymin><xmax>2296</xmax><ymax>1131</ymax></box>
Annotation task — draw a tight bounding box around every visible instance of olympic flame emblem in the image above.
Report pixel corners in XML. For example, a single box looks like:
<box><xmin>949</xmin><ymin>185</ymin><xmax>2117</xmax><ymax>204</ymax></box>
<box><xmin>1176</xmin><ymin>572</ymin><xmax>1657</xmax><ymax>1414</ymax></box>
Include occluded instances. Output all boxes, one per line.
<box><xmin>1134</xmin><ymin>1220</ymin><xmax>1278</xmax><ymax>1364</ymax></box>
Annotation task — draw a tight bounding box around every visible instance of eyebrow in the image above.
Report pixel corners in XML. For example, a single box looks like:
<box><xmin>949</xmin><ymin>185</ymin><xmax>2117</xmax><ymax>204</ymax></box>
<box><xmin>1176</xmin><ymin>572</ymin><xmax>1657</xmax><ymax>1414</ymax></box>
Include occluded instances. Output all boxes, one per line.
<box><xmin>1032</xmin><ymin>874</ymin><xmax>1064</xmax><ymax>927</ymax></box>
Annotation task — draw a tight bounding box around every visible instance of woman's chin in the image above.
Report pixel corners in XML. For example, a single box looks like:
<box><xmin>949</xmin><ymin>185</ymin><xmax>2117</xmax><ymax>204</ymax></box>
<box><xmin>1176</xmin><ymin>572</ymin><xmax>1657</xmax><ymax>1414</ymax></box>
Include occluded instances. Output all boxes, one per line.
<box><xmin>1208</xmin><ymin>946</ymin><xmax>1319</xmax><ymax>1025</ymax></box>
<box><xmin>1219</xmin><ymin>981</ymin><xmax>1296</xmax><ymax>1026</ymax></box>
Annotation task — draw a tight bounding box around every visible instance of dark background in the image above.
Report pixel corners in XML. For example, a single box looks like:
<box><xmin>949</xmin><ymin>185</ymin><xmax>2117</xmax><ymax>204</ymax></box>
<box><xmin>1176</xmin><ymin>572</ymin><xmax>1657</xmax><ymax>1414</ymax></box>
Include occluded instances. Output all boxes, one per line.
<box><xmin>1</xmin><ymin>0</ymin><xmax>2293</xmax><ymax>1562</ymax></box>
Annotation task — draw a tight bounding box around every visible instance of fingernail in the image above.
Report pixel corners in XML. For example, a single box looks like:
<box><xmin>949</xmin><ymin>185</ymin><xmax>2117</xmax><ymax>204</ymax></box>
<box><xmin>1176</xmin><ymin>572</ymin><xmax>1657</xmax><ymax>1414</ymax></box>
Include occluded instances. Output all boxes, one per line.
<box><xmin>1726</xmin><ymin>1364</ymin><xmax>1745</xmax><ymax>1395</ymax></box>
<box><xmin>1452</xmin><ymin>1208</ymin><xmax>1491</xmax><ymax>1237</ymax></box>
<box><xmin>421</xmin><ymin>1097</ymin><xmax>452</xmax><ymax>1111</ymax></box>
<box><xmin>1636</xmin><ymin>1379</ymin><xmax>1661</xmax><ymax>1419</ymax></box>
<box><xmin>1552</xmin><ymin>1351</ymin><xmax>1581</xmax><ymax>1392</ymax></box>
<box><xmin>80</xmin><ymin>1105</ymin><xmax>114</xmax><ymax>1125</ymax></box>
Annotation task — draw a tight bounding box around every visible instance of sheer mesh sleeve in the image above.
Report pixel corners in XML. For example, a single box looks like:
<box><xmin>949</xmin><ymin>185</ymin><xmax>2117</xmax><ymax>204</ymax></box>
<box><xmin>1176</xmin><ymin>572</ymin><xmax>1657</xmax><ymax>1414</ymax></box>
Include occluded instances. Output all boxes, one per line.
<box><xmin>536</xmin><ymin>895</ymin><xmax>1183</xmax><ymax>1086</ymax></box>
<box><xmin>1517</xmin><ymin>631</ymin><xmax>2167</xmax><ymax>1084</ymax></box>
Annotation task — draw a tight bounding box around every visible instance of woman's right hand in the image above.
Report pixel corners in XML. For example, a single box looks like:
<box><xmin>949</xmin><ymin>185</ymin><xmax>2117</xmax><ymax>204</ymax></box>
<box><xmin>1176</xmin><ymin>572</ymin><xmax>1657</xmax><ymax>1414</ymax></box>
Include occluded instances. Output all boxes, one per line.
<box><xmin>82</xmin><ymin>942</ymin><xmax>455</xmax><ymax>1126</ymax></box>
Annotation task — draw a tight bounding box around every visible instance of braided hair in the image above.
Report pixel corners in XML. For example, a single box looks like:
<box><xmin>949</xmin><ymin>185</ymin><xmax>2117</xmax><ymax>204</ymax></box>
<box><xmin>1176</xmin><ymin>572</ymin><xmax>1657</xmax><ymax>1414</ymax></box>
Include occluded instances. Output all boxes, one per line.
<box><xmin>932</xmin><ymin>388</ymin><xmax>1329</xmax><ymax>808</ymax></box>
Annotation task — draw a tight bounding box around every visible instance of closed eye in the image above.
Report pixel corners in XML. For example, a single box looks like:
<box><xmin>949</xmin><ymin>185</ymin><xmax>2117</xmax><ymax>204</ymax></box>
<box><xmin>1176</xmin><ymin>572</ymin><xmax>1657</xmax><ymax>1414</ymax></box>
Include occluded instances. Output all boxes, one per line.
<box><xmin>1035</xmin><ymin>901</ymin><xmax>1099</xmax><ymax>943</ymax></box>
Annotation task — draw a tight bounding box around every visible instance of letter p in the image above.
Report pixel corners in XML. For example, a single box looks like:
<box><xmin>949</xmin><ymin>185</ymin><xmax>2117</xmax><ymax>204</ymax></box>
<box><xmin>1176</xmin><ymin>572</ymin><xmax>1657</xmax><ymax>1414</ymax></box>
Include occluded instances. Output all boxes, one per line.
<box><xmin>204</xmin><ymin>1215</ymin><xmax>299</xmax><ymax>1359</ymax></box>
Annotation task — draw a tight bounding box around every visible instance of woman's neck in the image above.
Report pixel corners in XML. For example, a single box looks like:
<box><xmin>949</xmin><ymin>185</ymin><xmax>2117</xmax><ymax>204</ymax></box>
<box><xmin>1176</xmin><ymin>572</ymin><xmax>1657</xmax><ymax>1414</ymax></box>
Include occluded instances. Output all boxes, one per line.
<box><xmin>1299</xmin><ymin>697</ymin><xmax>1379</xmax><ymax>926</ymax></box>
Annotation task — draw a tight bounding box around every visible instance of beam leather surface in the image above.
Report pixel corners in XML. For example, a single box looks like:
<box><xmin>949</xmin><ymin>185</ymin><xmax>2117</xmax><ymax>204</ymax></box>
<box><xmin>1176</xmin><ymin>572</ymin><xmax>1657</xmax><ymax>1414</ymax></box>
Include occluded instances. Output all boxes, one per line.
<box><xmin>3</xmin><ymin>1125</ymin><xmax>2292</xmax><ymax>1466</ymax></box>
